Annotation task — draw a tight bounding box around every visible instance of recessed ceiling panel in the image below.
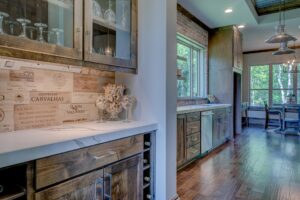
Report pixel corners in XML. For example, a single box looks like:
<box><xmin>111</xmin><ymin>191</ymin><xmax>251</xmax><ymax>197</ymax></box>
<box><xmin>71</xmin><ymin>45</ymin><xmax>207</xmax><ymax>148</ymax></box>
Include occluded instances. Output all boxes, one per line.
<box><xmin>253</xmin><ymin>0</ymin><xmax>300</xmax><ymax>15</ymax></box>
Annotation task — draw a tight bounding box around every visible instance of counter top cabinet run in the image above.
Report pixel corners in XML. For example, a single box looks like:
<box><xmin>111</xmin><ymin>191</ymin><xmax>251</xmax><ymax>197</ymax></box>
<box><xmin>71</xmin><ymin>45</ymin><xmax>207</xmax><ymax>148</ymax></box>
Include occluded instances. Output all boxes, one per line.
<box><xmin>0</xmin><ymin>0</ymin><xmax>138</xmax><ymax>72</ymax></box>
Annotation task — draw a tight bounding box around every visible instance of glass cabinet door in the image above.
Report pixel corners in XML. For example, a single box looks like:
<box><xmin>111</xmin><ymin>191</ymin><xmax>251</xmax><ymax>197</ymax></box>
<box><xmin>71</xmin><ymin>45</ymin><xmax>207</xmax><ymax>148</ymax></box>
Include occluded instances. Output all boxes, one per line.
<box><xmin>84</xmin><ymin>0</ymin><xmax>137</xmax><ymax>68</ymax></box>
<box><xmin>0</xmin><ymin>0</ymin><xmax>83</xmax><ymax>60</ymax></box>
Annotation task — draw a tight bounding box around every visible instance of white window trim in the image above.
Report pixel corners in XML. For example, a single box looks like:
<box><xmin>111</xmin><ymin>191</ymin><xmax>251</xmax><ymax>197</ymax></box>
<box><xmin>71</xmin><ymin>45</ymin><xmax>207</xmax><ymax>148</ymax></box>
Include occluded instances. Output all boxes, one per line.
<box><xmin>177</xmin><ymin>33</ymin><xmax>207</xmax><ymax>99</ymax></box>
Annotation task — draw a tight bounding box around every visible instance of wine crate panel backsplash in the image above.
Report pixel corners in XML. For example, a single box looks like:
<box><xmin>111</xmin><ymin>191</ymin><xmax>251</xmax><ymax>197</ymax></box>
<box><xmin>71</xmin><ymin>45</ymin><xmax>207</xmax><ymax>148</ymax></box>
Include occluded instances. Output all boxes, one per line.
<box><xmin>0</xmin><ymin>66</ymin><xmax>115</xmax><ymax>133</ymax></box>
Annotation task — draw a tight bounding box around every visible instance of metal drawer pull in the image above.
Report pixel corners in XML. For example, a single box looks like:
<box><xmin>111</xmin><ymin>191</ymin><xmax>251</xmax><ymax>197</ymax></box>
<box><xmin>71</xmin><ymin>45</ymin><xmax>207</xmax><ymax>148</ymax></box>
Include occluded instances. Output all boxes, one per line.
<box><xmin>92</xmin><ymin>151</ymin><xmax>116</xmax><ymax>160</ymax></box>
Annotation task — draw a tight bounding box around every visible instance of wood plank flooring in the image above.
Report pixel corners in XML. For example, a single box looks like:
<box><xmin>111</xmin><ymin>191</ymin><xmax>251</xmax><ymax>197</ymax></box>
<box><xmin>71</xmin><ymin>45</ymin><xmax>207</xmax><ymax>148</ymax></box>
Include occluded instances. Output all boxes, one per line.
<box><xmin>177</xmin><ymin>128</ymin><xmax>300</xmax><ymax>200</ymax></box>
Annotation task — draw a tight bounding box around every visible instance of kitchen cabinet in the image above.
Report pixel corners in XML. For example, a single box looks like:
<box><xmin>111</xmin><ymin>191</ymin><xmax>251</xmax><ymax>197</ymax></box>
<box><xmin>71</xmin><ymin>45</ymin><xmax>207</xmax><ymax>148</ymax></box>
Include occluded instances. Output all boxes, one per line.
<box><xmin>104</xmin><ymin>154</ymin><xmax>143</xmax><ymax>200</ymax></box>
<box><xmin>0</xmin><ymin>133</ymin><xmax>155</xmax><ymax>200</ymax></box>
<box><xmin>35</xmin><ymin>169</ymin><xmax>104</xmax><ymax>200</ymax></box>
<box><xmin>233</xmin><ymin>26</ymin><xmax>243</xmax><ymax>70</ymax></box>
<box><xmin>177</xmin><ymin>114</ymin><xmax>186</xmax><ymax>167</ymax></box>
<box><xmin>84</xmin><ymin>0</ymin><xmax>137</xmax><ymax>68</ymax></box>
<box><xmin>212</xmin><ymin>108</ymin><xmax>231</xmax><ymax>148</ymax></box>
<box><xmin>35</xmin><ymin>154</ymin><xmax>143</xmax><ymax>200</ymax></box>
<box><xmin>0</xmin><ymin>0</ymin><xmax>138</xmax><ymax>72</ymax></box>
<box><xmin>0</xmin><ymin>0</ymin><xmax>83</xmax><ymax>60</ymax></box>
<box><xmin>177</xmin><ymin>112</ymin><xmax>201</xmax><ymax>168</ymax></box>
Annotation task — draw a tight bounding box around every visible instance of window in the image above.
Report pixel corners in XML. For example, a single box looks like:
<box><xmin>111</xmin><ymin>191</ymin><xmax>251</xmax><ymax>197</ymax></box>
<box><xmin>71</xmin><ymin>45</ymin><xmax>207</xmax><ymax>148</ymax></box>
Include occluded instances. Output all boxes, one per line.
<box><xmin>250</xmin><ymin>65</ymin><xmax>269</xmax><ymax>106</ymax></box>
<box><xmin>177</xmin><ymin>34</ymin><xmax>206</xmax><ymax>98</ymax></box>
<box><xmin>249</xmin><ymin>64</ymin><xmax>300</xmax><ymax>106</ymax></box>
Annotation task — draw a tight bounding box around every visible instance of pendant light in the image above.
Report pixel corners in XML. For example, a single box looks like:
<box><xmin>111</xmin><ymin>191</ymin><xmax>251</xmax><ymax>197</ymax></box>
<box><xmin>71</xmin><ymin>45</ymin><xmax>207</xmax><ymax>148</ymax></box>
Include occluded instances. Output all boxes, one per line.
<box><xmin>283</xmin><ymin>42</ymin><xmax>299</xmax><ymax>73</ymax></box>
<box><xmin>272</xmin><ymin>41</ymin><xmax>295</xmax><ymax>55</ymax></box>
<box><xmin>265</xmin><ymin>0</ymin><xmax>297</xmax><ymax>44</ymax></box>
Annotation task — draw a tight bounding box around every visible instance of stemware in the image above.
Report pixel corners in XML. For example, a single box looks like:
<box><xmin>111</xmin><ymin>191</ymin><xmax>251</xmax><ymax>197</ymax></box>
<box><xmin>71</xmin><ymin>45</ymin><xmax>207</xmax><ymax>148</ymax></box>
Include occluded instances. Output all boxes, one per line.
<box><xmin>0</xmin><ymin>12</ymin><xmax>9</xmax><ymax>34</ymax></box>
<box><xmin>93</xmin><ymin>0</ymin><xmax>103</xmax><ymax>18</ymax></box>
<box><xmin>26</xmin><ymin>26</ymin><xmax>36</xmax><ymax>40</ymax></box>
<box><xmin>5</xmin><ymin>19</ymin><xmax>18</xmax><ymax>35</ymax></box>
<box><xmin>104</xmin><ymin>0</ymin><xmax>116</xmax><ymax>25</ymax></box>
<box><xmin>96</xmin><ymin>94</ymin><xmax>107</xmax><ymax>123</ymax></box>
<box><xmin>34</xmin><ymin>23</ymin><xmax>47</xmax><ymax>42</ymax></box>
<box><xmin>17</xmin><ymin>18</ymin><xmax>31</xmax><ymax>38</ymax></box>
<box><xmin>52</xmin><ymin>28</ymin><xmax>64</xmax><ymax>46</ymax></box>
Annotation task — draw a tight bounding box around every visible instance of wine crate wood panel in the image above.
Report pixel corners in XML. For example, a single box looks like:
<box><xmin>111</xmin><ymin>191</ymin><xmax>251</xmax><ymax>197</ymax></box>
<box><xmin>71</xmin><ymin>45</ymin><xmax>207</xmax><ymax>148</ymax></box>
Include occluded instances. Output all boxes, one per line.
<box><xmin>0</xmin><ymin>105</ymin><xmax>14</xmax><ymax>133</ymax></box>
<box><xmin>58</xmin><ymin>104</ymin><xmax>99</xmax><ymax>124</ymax></box>
<box><xmin>0</xmin><ymin>90</ymin><xmax>30</xmax><ymax>105</ymax></box>
<box><xmin>0</xmin><ymin>64</ymin><xmax>115</xmax><ymax>132</ymax></box>
<box><xmin>35</xmin><ymin>135</ymin><xmax>143</xmax><ymax>190</ymax></box>
<box><xmin>14</xmin><ymin>104</ymin><xmax>61</xmax><ymax>130</ymax></box>
<box><xmin>72</xmin><ymin>92</ymin><xmax>100</xmax><ymax>104</ymax></box>
<box><xmin>73</xmin><ymin>73</ymin><xmax>114</xmax><ymax>93</ymax></box>
<box><xmin>8</xmin><ymin>68</ymin><xmax>73</xmax><ymax>92</ymax></box>
<box><xmin>29</xmin><ymin>91</ymin><xmax>72</xmax><ymax>104</ymax></box>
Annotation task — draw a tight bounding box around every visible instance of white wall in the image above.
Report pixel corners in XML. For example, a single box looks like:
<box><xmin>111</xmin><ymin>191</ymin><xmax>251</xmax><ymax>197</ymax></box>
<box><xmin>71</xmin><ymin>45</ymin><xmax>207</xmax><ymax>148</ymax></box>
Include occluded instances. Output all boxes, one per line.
<box><xmin>116</xmin><ymin>0</ymin><xmax>177</xmax><ymax>199</ymax></box>
<box><xmin>243</xmin><ymin>49</ymin><xmax>300</xmax><ymax>102</ymax></box>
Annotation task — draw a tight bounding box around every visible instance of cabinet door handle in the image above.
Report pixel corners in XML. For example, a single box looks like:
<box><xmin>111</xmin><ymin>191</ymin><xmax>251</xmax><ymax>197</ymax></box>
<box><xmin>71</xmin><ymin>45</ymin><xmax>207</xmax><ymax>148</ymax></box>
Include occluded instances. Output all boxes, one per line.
<box><xmin>92</xmin><ymin>151</ymin><xmax>117</xmax><ymax>160</ymax></box>
<box><xmin>0</xmin><ymin>185</ymin><xmax>3</xmax><ymax>193</ymax></box>
<box><xmin>104</xmin><ymin>173</ymin><xmax>112</xmax><ymax>200</ymax></box>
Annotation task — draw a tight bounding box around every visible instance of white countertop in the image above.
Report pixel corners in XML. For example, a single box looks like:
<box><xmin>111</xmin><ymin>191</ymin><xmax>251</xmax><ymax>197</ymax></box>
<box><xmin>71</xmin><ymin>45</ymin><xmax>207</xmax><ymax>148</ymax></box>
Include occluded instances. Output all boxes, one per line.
<box><xmin>0</xmin><ymin>120</ymin><xmax>158</xmax><ymax>168</ymax></box>
<box><xmin>177</xmin><ymin>104</ymin><xmax>231</xmax><ymax>114</ymax></box>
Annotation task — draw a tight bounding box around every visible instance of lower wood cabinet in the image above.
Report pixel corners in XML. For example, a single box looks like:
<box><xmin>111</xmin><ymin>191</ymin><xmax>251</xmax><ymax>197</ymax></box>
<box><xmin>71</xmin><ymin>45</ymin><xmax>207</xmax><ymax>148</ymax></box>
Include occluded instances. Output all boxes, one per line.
<box><xmin>104</xmin><ymin>154</ymin><xmax>143</xmax><ymax>200</ymax></box>
<box><xmin>177</xmin><ymin>114</ymin><xmax>186</xmax><ymax>167</ymax></box>
<box><xmin>35</xmin><ymin>169</ymin><xmax>104</xmax><ymax>200</ymax></box>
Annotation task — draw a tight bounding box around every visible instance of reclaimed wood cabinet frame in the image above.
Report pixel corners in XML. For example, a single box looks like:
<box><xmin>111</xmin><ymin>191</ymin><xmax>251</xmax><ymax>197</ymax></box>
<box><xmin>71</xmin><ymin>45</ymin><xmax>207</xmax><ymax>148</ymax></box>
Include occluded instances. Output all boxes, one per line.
<box><xmin>84</xmin><ymin>0</ymin><xmax>138</xmax><ymax>69</ymax></box>
<box><xmin>0</xmin><ymin>0</ymin><xmax>83</xmax><ymax>60</ymax></box>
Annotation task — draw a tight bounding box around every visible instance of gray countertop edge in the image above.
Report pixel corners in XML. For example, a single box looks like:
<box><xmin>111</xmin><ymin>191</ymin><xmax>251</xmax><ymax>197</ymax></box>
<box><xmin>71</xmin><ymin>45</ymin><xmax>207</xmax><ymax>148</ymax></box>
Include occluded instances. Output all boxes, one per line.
<box><xmin>177</xmin><ymin>104</ymin><xmax>232</xmax><ymax>114</ymax></box>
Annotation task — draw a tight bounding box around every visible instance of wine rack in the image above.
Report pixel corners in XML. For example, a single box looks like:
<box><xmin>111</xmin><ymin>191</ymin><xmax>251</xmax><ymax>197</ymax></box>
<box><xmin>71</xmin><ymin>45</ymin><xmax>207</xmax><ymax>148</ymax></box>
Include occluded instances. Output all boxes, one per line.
<box><xmin>143</xmin><ymin>132</ymin><xmax>155</xmax><ymax>200</ymax></box>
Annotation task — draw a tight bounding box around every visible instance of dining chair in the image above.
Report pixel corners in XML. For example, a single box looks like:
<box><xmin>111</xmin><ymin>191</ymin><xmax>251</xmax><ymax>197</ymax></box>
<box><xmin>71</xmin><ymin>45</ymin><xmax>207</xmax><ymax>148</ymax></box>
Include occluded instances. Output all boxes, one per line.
<box><xmin>264</xmin><ymin>103</ymin><xmax>283</xmax><ymax>132</ymax></box>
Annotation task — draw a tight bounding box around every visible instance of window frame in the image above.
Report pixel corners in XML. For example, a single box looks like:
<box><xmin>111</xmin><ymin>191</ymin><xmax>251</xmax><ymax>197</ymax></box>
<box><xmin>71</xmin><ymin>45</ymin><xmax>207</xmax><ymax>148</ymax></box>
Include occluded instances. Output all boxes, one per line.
<box><xmin>177</xmin><ymin>34</ymin><xmax>207</xmax><ymax>99</ymax></box>
<box><xmin>249</xmin><ymin>64</ymin><xmax>300</xmax><ymax>106</ymax></box>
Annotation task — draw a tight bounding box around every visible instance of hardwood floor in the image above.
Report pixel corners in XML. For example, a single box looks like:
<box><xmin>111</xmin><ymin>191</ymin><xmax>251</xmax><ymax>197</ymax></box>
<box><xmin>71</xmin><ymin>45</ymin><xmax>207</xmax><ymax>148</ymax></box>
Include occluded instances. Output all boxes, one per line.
<box><xmin>177</xmin><ymin>128</ymin><xmax>300</xmax><ymax>200</ymax></box>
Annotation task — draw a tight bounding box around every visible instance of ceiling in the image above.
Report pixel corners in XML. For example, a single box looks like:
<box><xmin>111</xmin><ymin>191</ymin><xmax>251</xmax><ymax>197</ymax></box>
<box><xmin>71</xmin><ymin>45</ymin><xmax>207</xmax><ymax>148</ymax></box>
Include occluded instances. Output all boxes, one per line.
<box><xmin>177</xmin><ymin>0</ymin><xmax>300</xmax><ymax>52</ymax></box>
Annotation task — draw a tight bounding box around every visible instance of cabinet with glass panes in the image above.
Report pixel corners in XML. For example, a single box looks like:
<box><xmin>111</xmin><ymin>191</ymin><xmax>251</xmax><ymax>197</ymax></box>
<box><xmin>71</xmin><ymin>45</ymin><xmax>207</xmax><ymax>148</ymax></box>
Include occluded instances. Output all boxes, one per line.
<box><xmin>0</xmin><ymin>0</ymin><xmax>83</xmax><ymax>60</ymax></box>
<box><xmin>84</xmin><ymin>0</ymin><xmax>137</xmax><ymax>69</ymax></box>
<box><xmin>0</xmin><ymin>0</ymin><xmax>137</xmax><ymax>71</ymax></box>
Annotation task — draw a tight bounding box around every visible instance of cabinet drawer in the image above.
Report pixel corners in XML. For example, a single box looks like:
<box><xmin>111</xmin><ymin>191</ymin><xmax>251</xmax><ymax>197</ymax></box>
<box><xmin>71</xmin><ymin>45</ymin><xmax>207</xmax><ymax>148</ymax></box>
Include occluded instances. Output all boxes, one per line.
<box><xmin>187</xmin><ymin>112</ymin><xmax>201</xmax><ymax>122</ymax></box>
<box><xmin>186</xmin><ymin>143</ymin><xmax>200</xmax><ymax>160</ymax></box>
<box><xmin>35</xmin><ymin>135</ymin><xmax>143</xmax><ymax>190</ymax></box>
<box><xmin>187</xmin><ymin>121</ymin><xmax>200</xmax><ymax>135</ymax></box>
<box><xmin>35</xmin><ymin>170</ymin><xmax>103</xmax><ymax>200</ymax></box>
<box><xmin>186</xmin><ymin>132</ymin><xmax>200</xmax><ymax>148</ymax></box>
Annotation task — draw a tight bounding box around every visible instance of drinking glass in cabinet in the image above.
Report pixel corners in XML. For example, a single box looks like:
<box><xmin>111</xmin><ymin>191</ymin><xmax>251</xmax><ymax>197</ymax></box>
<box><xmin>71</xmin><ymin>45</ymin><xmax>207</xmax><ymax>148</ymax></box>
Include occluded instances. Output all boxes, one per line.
<box><xmin>0</xmin><ymin>0</ymin><xmax>75</xmax><ymax>48</ymax></box>
<box><xmin>91</xmin><ymin>0</ymin><xmax>132</xmax><ymax>60</ymax></box>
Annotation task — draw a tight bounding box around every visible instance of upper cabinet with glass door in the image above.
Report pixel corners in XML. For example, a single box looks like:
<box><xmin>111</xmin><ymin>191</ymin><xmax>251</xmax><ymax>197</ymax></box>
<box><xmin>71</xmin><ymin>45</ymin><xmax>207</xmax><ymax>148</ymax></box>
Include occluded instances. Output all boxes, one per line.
<box><xmin>84</xmin><ymin>0</ymin><xmax>137</xmax><ymax>68</ymax></box>
<box><xmin>0</xmin><ymin>0</ymin><xmax>83</xmax><ymax>60</ymax></box>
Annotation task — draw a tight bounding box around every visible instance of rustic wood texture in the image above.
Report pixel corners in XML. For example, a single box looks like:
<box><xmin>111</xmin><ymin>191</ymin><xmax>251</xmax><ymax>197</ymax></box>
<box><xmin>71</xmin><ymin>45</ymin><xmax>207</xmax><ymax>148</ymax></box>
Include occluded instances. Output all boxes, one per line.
<box><xmin>186</xmin><ymin>143</ymin><xmax>200</xmax><ymax>161</ymax></box>
<box><xmin>177</xmin><ymin>128</ymin><xmax>300</xmax><ymax>200</ymax></box>
<box><xmin>0</xmin><ymin>66</ymin><xmax>115</xmax><ymax>133</ymax></box>
<box><xmin>35</xmin><ymin>169</ymin><xmax>104</xmax><ymax>200</ymax></box>
<box><xmin>84</xmin><ymin>0</ymin><xmax>138</xmax><ymax>69</ymax></box>
<box><xmin>0</xmin><ymin>0</ymin><xmax>83</xmax><ymax>60</ymax></box>
<box><xmin>177</xmin><ymin>115</ymin><xmax>186</xmax><ymax>167</ymax></box>
<box><xmin>186</xmin><ymin>132</ymin><xmax>200</xmax><ymax>148</ymax></box>
<box><xmin>35</xmin><ymin>135</ymin><xmax>143</xmax><ymax>190</ymax></box>
<box><xmin>26</xmin><ymin>163</ymin><xmax>35</xmax><ymax>200</ymax></box>
<box><xmin>104</xmin><ymin>154</ymin><xmax>143</xmax><ymax>200</ymax></box>
<box><xmin>186</xmin><ymin>121</ymin><xmax>201</xmax><ymax>135</ymax></box>
<box><xmin>186</xmin><ymin>112</ymin><xmax>201</xmax><ymax>122</ymax></box>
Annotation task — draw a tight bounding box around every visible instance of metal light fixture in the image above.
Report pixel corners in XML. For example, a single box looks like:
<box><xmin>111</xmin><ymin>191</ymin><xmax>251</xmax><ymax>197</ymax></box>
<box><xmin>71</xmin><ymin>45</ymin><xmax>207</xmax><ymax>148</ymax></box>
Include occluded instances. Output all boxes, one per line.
<box><xmin>283</xmin><ymin>42</ymin><xmax>299</xmax><ymax>73</ymax></box>
<box><xmin>265</xmin><ymin>0</ymin><xmax>297</xmax><ymax>44</ymax></box>
<box><xmin>272</xmin><ymin>41</ymin><xmax>295</xmax><ymax>55</ymax></box>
